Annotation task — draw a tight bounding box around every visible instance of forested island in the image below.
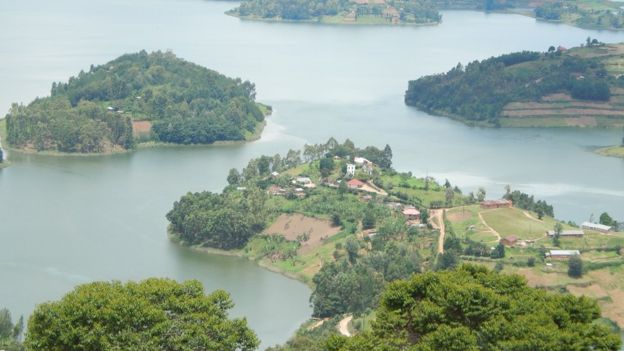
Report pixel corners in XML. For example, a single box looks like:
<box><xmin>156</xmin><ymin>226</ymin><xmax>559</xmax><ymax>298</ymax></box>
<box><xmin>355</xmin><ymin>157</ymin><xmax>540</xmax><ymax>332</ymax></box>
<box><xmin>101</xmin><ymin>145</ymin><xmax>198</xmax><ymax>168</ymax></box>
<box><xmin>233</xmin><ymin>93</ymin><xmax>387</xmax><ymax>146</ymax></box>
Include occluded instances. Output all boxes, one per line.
<box><xmin>226</xmin><ymin>0</ymin><xmax>532</xmax><ymax>26</ymax></box>
<box><xmin>405</xmin><ymin>42</ymin><xmax>624</xmax><ymax>127</ymax></box>
<box><xmin>4</xmin><ymin>51</ymin><xmax>268</xmax><ymax>154</ymax></box>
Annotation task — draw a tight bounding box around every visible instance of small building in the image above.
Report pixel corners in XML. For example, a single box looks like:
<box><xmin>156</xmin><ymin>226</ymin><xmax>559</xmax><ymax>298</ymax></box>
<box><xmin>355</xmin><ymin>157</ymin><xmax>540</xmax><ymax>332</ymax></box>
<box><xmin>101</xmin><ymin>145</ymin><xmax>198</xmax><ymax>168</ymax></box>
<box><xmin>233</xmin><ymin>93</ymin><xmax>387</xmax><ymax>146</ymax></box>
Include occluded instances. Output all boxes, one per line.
<box><xmin>347</xmin><ymin>179</ymin><xmax>365</xmax><ymax>189</ymax></box>
<box><xmin>271</xmin><ymin>171</ymin><xmax>280</xmax><ymax>178</ymax></box>
<box><xmin>346</xmin><ymin>163</ymin><xmax>356</xmax><ymax>177</ymax></box>
<box><xmin>295</xmin><ymin>176</ymin><xmax>312</xmax><ymax>185</ymax></box>
<box><xmin>362</xmin><ymin>163</ymin><xmax>374</xmax><ymax>175</ymax></box>
<box><xmin>581</xmin><ymin>222</ymin><xmax>612</xmax><ymax>233</ymax></box>
<box><xmin>402</xmin><ymin>207</ymin><xmax>420</xmax><ymax>221</ymax></box>
<box><xmin>480</xmin><ymin>199</ymin><xmax>513</xmax><ymax>209</ymax></box>
<box><xmin>354</xmin><ymin>157</ymin><xmax>370</xmax><ymax>165</ymax></box>
<box><xmin>546</xmin><ymin>229</ymin><xmax>584</xmax><ymax>237</ymax></box>
<box><xmin>501</xmin><ymin>235</ymin><xmax>518</xmax><ymax>247</ymax></box>
<box><xmin>547</xmin><ymin>250</ymin><xmax>580</xmax><ymax>259</ymax></box>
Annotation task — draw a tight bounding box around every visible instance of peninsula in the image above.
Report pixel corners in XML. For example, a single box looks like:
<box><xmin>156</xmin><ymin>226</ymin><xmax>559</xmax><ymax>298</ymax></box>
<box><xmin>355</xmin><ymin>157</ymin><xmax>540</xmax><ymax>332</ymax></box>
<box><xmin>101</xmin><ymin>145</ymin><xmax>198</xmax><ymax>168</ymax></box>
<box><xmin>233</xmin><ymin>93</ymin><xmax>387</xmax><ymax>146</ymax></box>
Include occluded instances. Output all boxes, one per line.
<box><xmin>4</xmin><ymin>51</ymin><xmax>268</xmax><ymax>154</ymax></box>
<box><xmin>405</xmin><ymin>42</ymin><xmax>624</xmax><ymax>128</ymax></box>
<box><xmin>166</xmin><ymin>138</ymin><xmax>624</xmax><ymax>342</ymax></box>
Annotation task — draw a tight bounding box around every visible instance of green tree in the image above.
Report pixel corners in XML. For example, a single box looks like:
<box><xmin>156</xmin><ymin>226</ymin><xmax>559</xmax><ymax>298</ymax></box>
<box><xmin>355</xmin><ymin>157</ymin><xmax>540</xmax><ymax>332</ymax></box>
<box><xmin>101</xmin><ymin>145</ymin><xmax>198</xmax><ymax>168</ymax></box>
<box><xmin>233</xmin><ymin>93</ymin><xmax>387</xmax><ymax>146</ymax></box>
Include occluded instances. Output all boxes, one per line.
<box><xmin>25</xmin><ymin>279</ymin><xmax>259</xmax><ymax>351</ymax></box>
<box><xmin>328</xmin><ymin>265</ymin><xmax>621</xmax><ymax>351</ymax></box>
<box><xmin>319</xmin><ymin>157</ymin><xmax>335</xmax><ymax>178</ymax></box>
<box><xmin>568</xmin><ymin>255</ymin><xmax>583</xmax><ymax>278</ymax></box>
<box><xmin>476</xmin><ymin>187</ymin><xmax>486</xmax><ymax>202</ymax></box>
<box><xmin>599</xmin><ymin>212</ymin><xmax>614</xmax><ymax>226</ymax></box>
<box><xmin>227</xmin><ymin>168</ymin><xmax>241</xmax><ymax>185</ymax></box>
<box><xmin>491</xmin><ymin>242</ymin><xmax>505</xmax><ymax>258</ymax></box>
<box><xmin>553</xmin><ymin>222</ymin><xmax>563</xmax><ymax>247</ymax></box>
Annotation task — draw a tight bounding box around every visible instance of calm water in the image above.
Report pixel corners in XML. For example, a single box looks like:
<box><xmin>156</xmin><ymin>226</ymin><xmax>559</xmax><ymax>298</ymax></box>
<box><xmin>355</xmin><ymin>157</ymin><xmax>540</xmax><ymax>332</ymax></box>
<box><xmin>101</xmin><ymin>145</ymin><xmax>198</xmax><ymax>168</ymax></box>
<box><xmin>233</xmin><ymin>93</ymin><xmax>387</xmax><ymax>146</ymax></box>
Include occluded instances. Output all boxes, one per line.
<box><xmin>1</xmin><ymin>0</ymin><xmax>624</xmax><ymax>347</ymax></box>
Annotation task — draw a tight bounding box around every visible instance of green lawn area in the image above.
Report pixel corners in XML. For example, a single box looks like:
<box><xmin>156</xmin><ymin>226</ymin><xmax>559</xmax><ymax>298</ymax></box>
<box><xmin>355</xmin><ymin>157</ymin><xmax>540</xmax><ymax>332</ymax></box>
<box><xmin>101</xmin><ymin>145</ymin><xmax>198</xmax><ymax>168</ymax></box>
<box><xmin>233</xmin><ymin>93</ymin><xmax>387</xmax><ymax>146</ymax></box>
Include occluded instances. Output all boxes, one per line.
<box><xmin>446</xmin><ymin>205</ymin><xmax>498</xmax><ymax>243</ymax></box>
<box><xmin>480</xmin><ymin>207</ymin><xmax>560</xmax><ymax>241</ymax></box>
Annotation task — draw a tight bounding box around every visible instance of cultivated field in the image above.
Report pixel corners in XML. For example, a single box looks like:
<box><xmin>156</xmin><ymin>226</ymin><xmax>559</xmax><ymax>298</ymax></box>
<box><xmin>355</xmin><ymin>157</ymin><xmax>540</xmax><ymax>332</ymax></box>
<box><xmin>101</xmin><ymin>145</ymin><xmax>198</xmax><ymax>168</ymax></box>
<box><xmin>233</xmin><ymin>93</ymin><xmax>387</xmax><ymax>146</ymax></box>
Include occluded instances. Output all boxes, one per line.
<box><xmin>264</xmin><ymin>213</ymin><xmax>341</xmax><ymax>254</ymax></box>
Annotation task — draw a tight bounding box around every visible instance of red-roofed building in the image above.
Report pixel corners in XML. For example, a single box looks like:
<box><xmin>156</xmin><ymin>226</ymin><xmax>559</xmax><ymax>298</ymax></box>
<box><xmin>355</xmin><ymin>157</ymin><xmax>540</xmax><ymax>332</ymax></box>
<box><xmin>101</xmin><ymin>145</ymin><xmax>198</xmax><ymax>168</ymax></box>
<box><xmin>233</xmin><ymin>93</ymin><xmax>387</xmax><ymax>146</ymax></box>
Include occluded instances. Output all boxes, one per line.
<box><xmin>402</xmin><ymin>207</ymin><xmax>420</xmax><ymax>221</ymax></box>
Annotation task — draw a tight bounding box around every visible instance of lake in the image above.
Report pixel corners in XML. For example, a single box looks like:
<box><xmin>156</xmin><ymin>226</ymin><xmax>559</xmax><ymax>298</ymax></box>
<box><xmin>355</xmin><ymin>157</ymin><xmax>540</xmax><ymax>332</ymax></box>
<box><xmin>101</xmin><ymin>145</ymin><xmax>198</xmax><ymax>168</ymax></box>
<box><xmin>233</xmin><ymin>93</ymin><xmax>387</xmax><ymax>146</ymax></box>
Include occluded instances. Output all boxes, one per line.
<box><xmin>1</xmin><ymin>0</ymin><xmax>624</xmax><ymax>348</ymax></box>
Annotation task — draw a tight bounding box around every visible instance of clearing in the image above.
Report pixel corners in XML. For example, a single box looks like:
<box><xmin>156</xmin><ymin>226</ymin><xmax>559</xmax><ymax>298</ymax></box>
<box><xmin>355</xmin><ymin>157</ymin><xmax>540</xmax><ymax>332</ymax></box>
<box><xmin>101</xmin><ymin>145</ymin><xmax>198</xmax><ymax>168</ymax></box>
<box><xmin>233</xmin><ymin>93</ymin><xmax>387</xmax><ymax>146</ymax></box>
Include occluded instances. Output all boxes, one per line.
<box><xmin>264</xmin><ymin>213</ymin><xmax>341</xmax><ymax>255</ymax></box>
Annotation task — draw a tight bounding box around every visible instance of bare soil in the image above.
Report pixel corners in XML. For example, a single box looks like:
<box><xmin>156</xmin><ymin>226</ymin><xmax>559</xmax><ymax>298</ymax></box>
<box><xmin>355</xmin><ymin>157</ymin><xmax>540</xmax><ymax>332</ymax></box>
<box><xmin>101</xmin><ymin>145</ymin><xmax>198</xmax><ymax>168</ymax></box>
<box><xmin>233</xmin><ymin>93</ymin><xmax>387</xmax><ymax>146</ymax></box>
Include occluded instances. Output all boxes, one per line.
<box><xmin>264</xmin><ymin>213</ymin><xmax>341</xmax><ymax>255</ymax></box>
<box><xmin>132</xmin><ymin>120</ymin><xmax>152</xmax><ymax>135</ymax></box>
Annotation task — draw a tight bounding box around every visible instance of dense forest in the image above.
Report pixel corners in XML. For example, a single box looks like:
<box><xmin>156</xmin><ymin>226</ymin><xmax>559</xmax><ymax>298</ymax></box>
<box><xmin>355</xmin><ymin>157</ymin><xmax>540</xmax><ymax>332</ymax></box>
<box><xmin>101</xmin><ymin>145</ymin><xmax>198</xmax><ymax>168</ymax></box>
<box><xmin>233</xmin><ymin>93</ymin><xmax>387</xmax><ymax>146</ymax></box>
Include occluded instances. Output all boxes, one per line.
<box><xmin>5</xmin><ymin>51</ymin><xmax>265</xmax><ymax>153</ymax></box>
<box><xmin>405</xmin><ymin>44</ymin><xmax>621</xmax><ymax>125</ymax></box>
<box><xmin>228</xmin><ymin>0</ymin><xmax>442</xmax><ymax>24</ymax></box>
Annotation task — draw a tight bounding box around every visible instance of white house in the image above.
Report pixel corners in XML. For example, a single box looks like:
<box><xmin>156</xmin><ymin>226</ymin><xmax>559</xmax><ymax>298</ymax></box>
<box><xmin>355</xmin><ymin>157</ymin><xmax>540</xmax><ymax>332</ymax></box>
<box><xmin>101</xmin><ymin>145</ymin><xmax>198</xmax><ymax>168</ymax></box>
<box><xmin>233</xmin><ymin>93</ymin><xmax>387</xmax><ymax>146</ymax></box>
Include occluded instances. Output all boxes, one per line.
<box><xmin>547</xmin><ymin>250</ymin><xmax>580</xmax><ymax>259</ymax></box>
<box><xmin>354</xmin><ymin>157</ymin><xmax>370</xmax><ymax>165</ymax></box>
<box><xmin>346</xmin><ymin>163</ymin><xmax>356</xmax><ymax>177</ymax></box>
<box><xmin>581</xmin><ymin>222</ymin><xmax>612</xmax><ymax>233</ymax></box>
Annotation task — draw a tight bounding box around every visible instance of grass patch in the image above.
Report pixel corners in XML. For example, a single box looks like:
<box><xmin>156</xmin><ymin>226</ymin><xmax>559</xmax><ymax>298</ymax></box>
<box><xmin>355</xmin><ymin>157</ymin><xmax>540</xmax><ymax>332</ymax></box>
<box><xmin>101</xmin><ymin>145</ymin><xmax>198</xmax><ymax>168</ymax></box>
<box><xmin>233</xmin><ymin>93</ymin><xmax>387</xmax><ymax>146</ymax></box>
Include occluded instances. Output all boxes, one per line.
<box><xmin>595</xmin><ymin>145</ymin><xmax>624</xmax><ymax>159</ymax></box>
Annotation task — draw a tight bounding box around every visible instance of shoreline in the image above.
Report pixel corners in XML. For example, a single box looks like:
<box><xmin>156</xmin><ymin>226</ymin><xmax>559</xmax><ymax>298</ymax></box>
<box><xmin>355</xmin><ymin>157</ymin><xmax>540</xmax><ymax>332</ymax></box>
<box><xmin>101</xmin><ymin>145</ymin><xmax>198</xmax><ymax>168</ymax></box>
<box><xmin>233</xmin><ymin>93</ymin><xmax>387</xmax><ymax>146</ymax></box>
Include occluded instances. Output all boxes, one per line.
<box><xmin>168</xmin><ymin>230</ymin><xmax>313</xmax><ymax>287</ymax></box>
<box><xmin>406</xmin><ymin>104</ymin><xmax>624</xmax><ymax>129</ymax></box>
<box><xmin>226</xmin><ymin>12</ymin><xmax>440</xmax><ymax>27</ymax></box>
<box><xmin>0</xmin><ymin>109</ymin><xmax>270</xmax><ymax>159</ymax></box>
<box><xmin>595</xmin><ymin>145</ymin><xmax>624</xmax><ymax>159</ymax></box>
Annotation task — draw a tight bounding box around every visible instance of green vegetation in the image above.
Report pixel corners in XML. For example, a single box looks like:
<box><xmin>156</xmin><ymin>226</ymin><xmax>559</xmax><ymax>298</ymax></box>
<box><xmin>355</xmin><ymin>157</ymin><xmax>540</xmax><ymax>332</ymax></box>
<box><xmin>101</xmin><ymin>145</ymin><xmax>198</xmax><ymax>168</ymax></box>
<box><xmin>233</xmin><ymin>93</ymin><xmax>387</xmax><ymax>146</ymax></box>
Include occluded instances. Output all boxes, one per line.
<box><xmin>327</xmin><ymin>265</ymin><xmax>622</xmax><ymax>351</ymax></box>
<box><xmin>228</xmin><ymin>0</ymin><xmax>441</xmax><ymax>25</ymax></box>
<box><xmin>25</xmin><ymin>279</ymin><xmax>258</xmax><ymax>351</ymax></box>
<box><xmin>596</xmin><ymin>145</ymin><xmax>624</xmax><ymax>158</ymax></box>
<box><xmin>535</xmin><ymin>1</ymin><xmax>624</xmax><ymax>30</ymax></box>
<box><xmin>405</xmin><ymin>43</ymin><xmax>624</xmax><ymax>127</ymax></box>
<box><xmin>0</xmin><ymin>308</ymin><xmax>24</xmax><ymax>351</ymax></box>
<box><xmin>5</xmin><ymin>51</ymin><xmax>266</xmax><ymax>153</ymax></box>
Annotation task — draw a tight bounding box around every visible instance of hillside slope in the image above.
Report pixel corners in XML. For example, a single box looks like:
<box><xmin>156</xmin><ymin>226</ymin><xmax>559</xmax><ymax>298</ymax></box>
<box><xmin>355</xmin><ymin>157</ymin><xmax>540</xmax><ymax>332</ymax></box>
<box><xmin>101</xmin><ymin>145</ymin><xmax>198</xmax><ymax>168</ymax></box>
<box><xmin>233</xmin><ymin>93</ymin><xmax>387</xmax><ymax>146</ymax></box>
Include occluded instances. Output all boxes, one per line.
<box><xmin>405</xmin><ymin>43</ymin><xmax>624</xmax><ymax>127</ymax></box>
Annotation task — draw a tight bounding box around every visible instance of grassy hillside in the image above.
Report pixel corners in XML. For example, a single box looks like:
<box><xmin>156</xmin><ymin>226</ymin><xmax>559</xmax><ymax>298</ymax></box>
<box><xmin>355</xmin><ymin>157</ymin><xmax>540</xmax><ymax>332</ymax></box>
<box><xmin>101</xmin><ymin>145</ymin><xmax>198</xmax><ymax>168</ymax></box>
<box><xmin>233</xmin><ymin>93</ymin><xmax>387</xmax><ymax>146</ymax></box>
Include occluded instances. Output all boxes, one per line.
<box><xmin>446</xmin><ymin>204</ymin><xmax>624</xmax><ymax>327</ymax></box>
<box><xmin>406</xmin><ymin>43</ymin><xmax>624</xmax><ymax>128</ymax></box>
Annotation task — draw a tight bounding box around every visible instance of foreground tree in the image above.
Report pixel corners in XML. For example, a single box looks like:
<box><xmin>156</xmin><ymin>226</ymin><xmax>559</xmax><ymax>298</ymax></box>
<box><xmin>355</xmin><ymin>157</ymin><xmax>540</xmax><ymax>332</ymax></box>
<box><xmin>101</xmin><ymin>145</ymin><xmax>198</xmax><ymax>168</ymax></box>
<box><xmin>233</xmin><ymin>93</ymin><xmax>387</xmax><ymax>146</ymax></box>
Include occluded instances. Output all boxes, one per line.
<box><xmin>25</xmin><ymin>279</ymin><xmax>259</xmax><ymax>351</ymax></box>
<box><xmin>327</xmin><ymin>265</ymin><xmax>621</xmax><ymax>351</ymax></box>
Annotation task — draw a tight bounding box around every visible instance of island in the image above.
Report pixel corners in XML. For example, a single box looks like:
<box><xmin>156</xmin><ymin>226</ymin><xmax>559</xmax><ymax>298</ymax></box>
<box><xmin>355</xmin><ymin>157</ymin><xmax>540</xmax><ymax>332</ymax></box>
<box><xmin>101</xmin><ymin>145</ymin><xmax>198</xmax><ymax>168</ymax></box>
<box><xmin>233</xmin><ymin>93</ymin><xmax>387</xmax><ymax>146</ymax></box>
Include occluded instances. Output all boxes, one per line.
<box><xmin>534</xmin><ymin>0</ymin><xmax>624</xmax><ymax>31</ymax></box>
<box><xmin>226</xmin><ymin>0</ymin><xmax>442</xmax><ymax>25</ymax></box>
<box><xmin>3</xmin><ymin>51</ymin><xmax>269</xmax><ymax>154</ymax></box>
<box><xmin>405</xmin><ymin>42</ymin><xmax>624</xmax><ymax>128</ymax></box>
<box><xmin>166</xmin><ymin>138</ymin><xmax>624</xmax><ymax>344</ymax></box>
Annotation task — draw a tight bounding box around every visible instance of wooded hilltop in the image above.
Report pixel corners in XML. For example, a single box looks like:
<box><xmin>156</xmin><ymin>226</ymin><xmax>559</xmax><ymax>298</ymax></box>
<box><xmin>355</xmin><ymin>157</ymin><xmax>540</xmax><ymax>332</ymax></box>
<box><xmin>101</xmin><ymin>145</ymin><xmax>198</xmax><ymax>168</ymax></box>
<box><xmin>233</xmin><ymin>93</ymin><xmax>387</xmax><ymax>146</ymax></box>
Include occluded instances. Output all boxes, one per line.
<box><xmin>4</xmin><ymin>51</ymin><xmax>267</xmax><ymax>154</ymax></box>
<box><xmin>405</xmin><ymin>41</ymin><xmax>624</xmax><ymax>128</ymax></box>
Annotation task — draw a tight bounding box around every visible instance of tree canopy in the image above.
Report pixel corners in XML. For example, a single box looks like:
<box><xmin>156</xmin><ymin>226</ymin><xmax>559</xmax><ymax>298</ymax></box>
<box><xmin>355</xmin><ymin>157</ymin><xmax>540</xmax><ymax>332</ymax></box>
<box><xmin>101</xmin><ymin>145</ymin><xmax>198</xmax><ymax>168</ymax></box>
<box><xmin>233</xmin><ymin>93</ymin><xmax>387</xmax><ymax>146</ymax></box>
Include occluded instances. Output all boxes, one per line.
<box><xmin>25</xmin><ymin>278</ymin><xmax>259</xmax><ymax>351</ymax></box>
<box><xmin>405</xmin><ymin>47</ymin><xmax>617</xmax><ymax>124</ymax></box>
<box><xmin>326</xmin><ymin>265</ymin><xmax>622</xmax><ymax>351</ymax></box>
<box><xmin>6</xmin><ymin>51</ymin><xmax>265</xmax><ymax>153</ymax></box>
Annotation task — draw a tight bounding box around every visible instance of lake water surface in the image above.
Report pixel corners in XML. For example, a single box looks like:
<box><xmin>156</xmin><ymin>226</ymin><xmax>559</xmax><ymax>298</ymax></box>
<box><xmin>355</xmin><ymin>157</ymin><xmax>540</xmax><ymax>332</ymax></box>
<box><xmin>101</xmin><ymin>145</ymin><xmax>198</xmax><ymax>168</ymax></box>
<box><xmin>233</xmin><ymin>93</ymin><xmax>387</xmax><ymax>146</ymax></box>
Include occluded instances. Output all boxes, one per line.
<box><xmin>1</xmin><ymin>0</ymin><xmax>624</xmax><ymax>347</ymax></box>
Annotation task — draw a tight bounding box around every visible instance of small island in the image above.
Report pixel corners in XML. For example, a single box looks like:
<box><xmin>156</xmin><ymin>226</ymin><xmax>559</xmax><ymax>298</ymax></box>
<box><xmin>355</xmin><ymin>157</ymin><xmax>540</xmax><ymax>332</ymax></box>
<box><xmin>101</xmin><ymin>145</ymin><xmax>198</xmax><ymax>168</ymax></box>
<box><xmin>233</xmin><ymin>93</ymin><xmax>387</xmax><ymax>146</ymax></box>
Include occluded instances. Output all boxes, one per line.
<box><xmin>4</xmin><ymin>51</ymin><xmax>269</xmax><ymax>154</ymax></box>
<box><xmin>405</xmin><ymin>42</ymin><xmax>624</xmax><ymax>128</ymax></box>
<box><xmin>227</xmin><ymin>0</ymin><xmax>442</xmax><ymax>25</ymax></box>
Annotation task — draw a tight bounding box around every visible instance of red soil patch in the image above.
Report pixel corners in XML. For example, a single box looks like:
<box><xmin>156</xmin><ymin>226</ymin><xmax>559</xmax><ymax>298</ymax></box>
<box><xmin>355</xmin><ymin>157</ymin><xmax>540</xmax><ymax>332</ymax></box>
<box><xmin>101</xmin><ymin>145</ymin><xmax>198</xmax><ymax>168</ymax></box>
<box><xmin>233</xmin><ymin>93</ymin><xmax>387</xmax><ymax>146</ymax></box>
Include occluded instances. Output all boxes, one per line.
<box><xmin>447</xmin><ymin>211</ymin><xmax>472</xmax><ymax>222</ymax></box>
<box><xmin>132</xmin><ymin>120</ymin><xmax>152</xmax><ymax>135</ymax></box>
<box><xmin>264</xmin><ymin>214</ymin><xmax>341</xmax><ymax>255</ymax></box>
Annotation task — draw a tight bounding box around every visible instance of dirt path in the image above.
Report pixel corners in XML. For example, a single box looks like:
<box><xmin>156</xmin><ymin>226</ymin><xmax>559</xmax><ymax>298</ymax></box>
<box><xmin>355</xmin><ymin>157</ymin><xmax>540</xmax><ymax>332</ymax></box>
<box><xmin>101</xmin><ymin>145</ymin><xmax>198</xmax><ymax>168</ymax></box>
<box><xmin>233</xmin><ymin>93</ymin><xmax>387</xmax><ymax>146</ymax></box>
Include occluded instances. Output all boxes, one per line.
<box><xmin>523</xmin><ymin>211</ymin><xmax>542</xmax><ymax>222</ymax></box>
<box><xmin>338</xmin><ymin>315</ymin><xmax>353</xmax><ymax>337</ymax></box>
<box><xmin>478</xmin><ymin>211</ymin><xmax>502</xmax><ymax>241</ymax></box>
<box><xmin>430</xmin><ymin>209</ymin><xmax>445</xmax><ymax>254</ymax></box>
